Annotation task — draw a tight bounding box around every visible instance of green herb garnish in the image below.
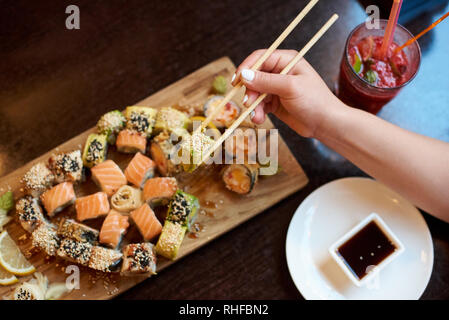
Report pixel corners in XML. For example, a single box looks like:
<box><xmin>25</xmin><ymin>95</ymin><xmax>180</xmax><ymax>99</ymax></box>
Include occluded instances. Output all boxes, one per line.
<box><xmin>0</xmin><ymin>191</ymin><xmax>14</xmax><ymax>213</ymax></box>
<box><xmin>364</xmin><ymin>70</ymin><xmax>378</xmax><ymax>84</ymax></box>
<box><xmin>352</xmin><ymin>53</ymin><xmax>362</xmax><ymax>74</ymax></box>
<box><xmin>212</xmin><ymin>76</ymin><xmax>227</xmax><ymax>94</ymax></box>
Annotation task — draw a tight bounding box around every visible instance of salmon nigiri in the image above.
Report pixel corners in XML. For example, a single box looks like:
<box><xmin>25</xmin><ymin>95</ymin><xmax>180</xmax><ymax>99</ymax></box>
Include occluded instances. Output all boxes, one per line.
<box><xmin>91</xmin><ymin>160</ymin><xmax>127</xmax><ymax>197</ymax></box>
<box><xmin>116</xmin><ymin>129</ymin><xmax>147</xmax><ymax>154</ymax></box>
<box><xmin>143</xmin><ymin>177</ymin><xmax>178</xmax><ymax>206</ymax></box>
<box><xmin>100</xmin><ymin>210</ymin><xmax>129</xmax><ymax>249</ymax></box>
<box><xmin>40</xmin><ymin>182</ymin><xmax>76</xmax><ymax>217</ymax></box>
<box><xmin>75</xmin><ymin>192</ymin><xmax>110</xmax><ymax>221</ymax></box>
<box><xmin>125</xmin><ymin>152</ymin><xmax>156</xmax><ymax>188</ymax></box>
<box><xmin>130</xmin><ymin>203</ymin><xmax>162</xmax><ymax>241</ymax></box>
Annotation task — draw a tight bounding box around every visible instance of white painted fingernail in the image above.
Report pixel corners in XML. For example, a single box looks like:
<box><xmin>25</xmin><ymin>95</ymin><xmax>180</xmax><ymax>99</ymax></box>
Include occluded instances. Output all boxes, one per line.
<box><xmin>241</xmin><ymin>69</ymin><xmax>255</xmax><ymax>82</ymax></box>
<box><xmin>243</xmin><ymin>95</ymin><xmax>248</xmax><ymax>103</ymax></box>
<box><xmin>231</xmin><ymin>73</ymin><xmax>236</xmax><ymax>82</ymax></box>
<box><xmin>250</xmin><ymin>110</ymin><xmax>255</xmax><ymax>119</ymax></box>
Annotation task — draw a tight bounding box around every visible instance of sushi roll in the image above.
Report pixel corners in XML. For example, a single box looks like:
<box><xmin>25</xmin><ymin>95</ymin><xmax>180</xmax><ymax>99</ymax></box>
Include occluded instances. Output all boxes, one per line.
<box><xmin>57</xmin><ymin>218</ymin><xmax>99</xmax><ymax>245</ymax></box>
<box><xmin>142</xmin><ymin>177</ymin><xmax>178</xmax><ymax>207</ymax></box>
<box><xmin>48</xmin><ymin>150</ymin><xmax>84</xmax><ymax>184</ymax></box>
<box><xmin>75</xmin><ymin>192</ymin><xmax>110</xmax><ymax>221</ymax></box>
<box><xmin>124</xmin><ymin>152</ymin><xmax>156</xmax><ymax>188</ymax></box>
<box><xmin>31</xmin><ymin>223</ymin><xmax>60</xmax><ymax>256</ymax></box>
<box><xmin>82</xmin><ymin>133</ymin><xmax>108</xmax><ymax>168</ymax></box>
<box><xmin>155</xmin><ymin>220</ymin><xmax>186</xmax><ymax>260</ymax></box>
<box><xmin>96</xmin><ymin>110</ymin><xmax>126</xmax><ymax>144</ymax></box>
<box><xmin>88</xmin><ymin>246</ymin><xmax>123</xmax><ymax>273</ymax></box>
<box><xmin>91</xmin><ymin>160</ymin><xmax>127</xmax><ymax>196</ymax></box>
<box><xmin>203</xmin><ymin>95</ymin><xmax>240</xmax><ymax>129</ymax></box>
<box><xmin>13</xmin><ymin>283</ymin><xmax>45</xmax><ymax>300</ymax></box>
<box><xmin>154</xmin><ymin>107</ymin><xmax>190</xmax><ymax>134</ymax></box>
<box><xmin>223</xmin><ymin>127</ymin><xmax>257</xmax><ymax>162</ymax></box>
<box><xmin>124</xmin><ymin>106</ymin><xmax>157</xmax><ymax>137</ymax></box>
<box><xmin>116</xmin><ymin>129</ymin><xmax>147</xmax><ymax>154</ymax></box>
<box><xmin>21</xmin><ymin>162</ymin><xmax>55</xmax><ymax>198</ymax></box>
<box><xmin>149</xmin><ymin>131</ymin><xmax>182</xmax><ymax>176</ymax></box>
<box><xmin>16</xmin><ymin>196</ymin><xmax>47</xmax><ymax>233</ymax></box>
<box><xmin>57</xmin><ymin>238</ymin><xmax>92</xmax><ymax>266</ymax></box>
<box><xmin>111</xmin><ymin>185</ymin><xmax>143</xmax><ymax>213</ymax></box>
<box><xmin>179</xmin><ymin>131</ymin><xmax>215</xmax><ymax>173</ymax></box>
<box><xmin>166</xmin><ymin>190</ymin><xmax>199</xmax><ymax>229</ymax></box>
<box><xmin>40</xmin><ymin>182</ymin><xmax>76</xmax><ymax>217</ymax></box>
<box><xmin>222</xmin><ymin>163</ymin><xmax>259</xmax><ymax>195</ymax></box>
<box><xmin>99</xmin><ymin>210</ymin><xmax>129</xmax><ymax>249</ymax></box>
<box><xmin>130</xmin><ymin>204</ymin><xmax>162</xmax><ymax>241</ymax></box>
<box><xmin>121</xmin><ymin>243</ymin><xmax>157</xmax><ymax>275</ymax></box>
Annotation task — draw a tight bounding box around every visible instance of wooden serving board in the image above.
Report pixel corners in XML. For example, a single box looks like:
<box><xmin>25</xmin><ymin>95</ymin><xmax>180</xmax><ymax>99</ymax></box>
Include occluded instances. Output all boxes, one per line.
<box><xmin>0</xmin><ymin>57</ymin><xmax>308</xmax><ymax>300</ymax></box>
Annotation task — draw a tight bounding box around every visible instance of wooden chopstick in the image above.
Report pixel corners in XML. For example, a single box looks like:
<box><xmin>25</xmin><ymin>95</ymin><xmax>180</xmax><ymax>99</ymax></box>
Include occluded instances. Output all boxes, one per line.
<box><xmin>201</xmin><ymin>13</ymin><xmax>339</xmax><ymax>164</ymax></box>
<box><xmin>193</xmin><ymin>0</ymin><xmax>319</xmax><ymax>135</ymax></box>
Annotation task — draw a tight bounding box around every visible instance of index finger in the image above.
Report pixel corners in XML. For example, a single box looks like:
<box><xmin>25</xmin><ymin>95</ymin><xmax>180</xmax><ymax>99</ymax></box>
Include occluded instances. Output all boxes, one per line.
<box><xmin>232</xmin><ymin>49</ymin><xmax>298</xmax><ymax>85</ymax></box>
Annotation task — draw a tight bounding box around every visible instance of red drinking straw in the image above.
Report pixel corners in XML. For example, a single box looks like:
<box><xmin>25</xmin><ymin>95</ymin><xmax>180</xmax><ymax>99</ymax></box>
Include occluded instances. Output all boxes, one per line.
<box><xmin>380</xmin><ymin>0</ymin><xmax>403</xmax><ymax>59</ymax></box>
<box><xmin>394</xmin><ymin>10</ymin><xmax>449</xmax><ymax>55</ymax></box>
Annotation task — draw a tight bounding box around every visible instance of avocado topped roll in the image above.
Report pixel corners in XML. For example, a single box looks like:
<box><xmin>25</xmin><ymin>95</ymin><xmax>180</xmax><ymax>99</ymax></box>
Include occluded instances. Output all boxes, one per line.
<box><xmin>166</xmin><ymin>190</ymin><xmax>199</xmax><ymax>229</ymax></box>
<box><xmin>124</xmin><ymin>106</ymin><xmax>157</xmax><ymax>137</ymax></box>
<box><xmin>155</xmin><ymin>190</ymin><xmax>199</xmax><ymax>260</ymax></box>
<box><xmin>178</xmin><ymin>131</ymin><xmax>215</xmax><ymax>173</ymax></box>
<box><xmin>48</xmin><ymin>150</ymin><xmax>84</xmax><ymax>183</ymax></box>
<box><xmin>82</xmin><ymin>133</ymin><xmax>108</xmax><ymax>168</ymax></box>
<box><xmin>97</xmin><ymin>110</ymin><xmax>126</xmax><ymax>144</ymax></box>
<box><xmin>154</xmin><ymin>107</ymin><xmax>190</xmax><ymax>134</ymax></box>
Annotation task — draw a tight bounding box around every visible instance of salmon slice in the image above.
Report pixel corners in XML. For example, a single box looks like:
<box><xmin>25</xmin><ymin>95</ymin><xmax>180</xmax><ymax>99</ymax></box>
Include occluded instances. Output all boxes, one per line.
<box><xmin>100</xmin><ymin>210</ymin><xmax>129</xmax><ymax>248</ymax></box>
<box><xmin>91</xmin><ymin>160</ymin><xmax>127</xmax><ymax>196</ymax></box>
<box><xmin>75</xmin><ymin>192</ymin><xmax>110</xmax><ymax>221</ymax></box>
<box><xmin>142</xmin><ymin>177</ymin><xmax>178</xmax><ymax>206</ymax></box>
<box><xmin>40</xmin><ymin>182</ymin><xmax>76</xmax><ymax>217</ymax></box>
<box><xmin>116</xmin><ymin>129</ymin><xmax>147</xmax><ymax>153</ymax></box>
<box><xmin>130</xmin><ymin>203</ymin><xmax>162</xmax><ymax>241</ymax></box>
<box><xmin>125</xmin><ymin>152</ymin><xmax>156</xmax><ymax>188</ymax></box>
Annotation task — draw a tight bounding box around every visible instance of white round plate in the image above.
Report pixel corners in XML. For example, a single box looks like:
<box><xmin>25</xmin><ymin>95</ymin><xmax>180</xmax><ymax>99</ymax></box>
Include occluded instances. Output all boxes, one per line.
<box><xmin>286</xmin><ymin>177</ymin><xmax>433</xmax><ymax>300</ymax></box>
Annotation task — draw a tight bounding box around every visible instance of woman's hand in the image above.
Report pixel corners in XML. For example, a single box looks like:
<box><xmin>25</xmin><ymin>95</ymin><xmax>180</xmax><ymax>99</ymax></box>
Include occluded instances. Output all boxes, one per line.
<box><xmin>232</xmin><ymin>49</ymin><xmax>345</xmax><ymax>138</ymax></box>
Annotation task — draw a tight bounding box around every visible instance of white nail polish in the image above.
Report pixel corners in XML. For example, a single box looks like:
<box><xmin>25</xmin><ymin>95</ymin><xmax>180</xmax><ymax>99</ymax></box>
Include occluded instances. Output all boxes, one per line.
<box><xmin>243</xmin><ymin>95</ymin><xmax>248</xmax><ymax>103</ymax></box>
<box><xmin>250</xmin><ymin>110</ymin><xmax>255</xmax><ymax>119</ymax></box>
<box><xmin>241</xmin><ymin>69</ymin><xmax>255</xmax><ymax>82</ymax></box>
<box><xmin>231</xmin><ymin>73</ymin><xmax>236</xmax><ymax>82</ymax></box>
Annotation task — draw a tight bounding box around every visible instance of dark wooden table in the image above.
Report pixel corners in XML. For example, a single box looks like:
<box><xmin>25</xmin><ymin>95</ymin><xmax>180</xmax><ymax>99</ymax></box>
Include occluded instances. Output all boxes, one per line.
<box><xmin>1</xmin><ymin>0</ymin><xmax>448</xmax><ymax>299</ymax></box>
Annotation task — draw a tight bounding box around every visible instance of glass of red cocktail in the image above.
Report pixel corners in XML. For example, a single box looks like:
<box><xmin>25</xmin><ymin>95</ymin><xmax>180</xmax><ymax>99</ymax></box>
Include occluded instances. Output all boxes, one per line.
<box><xmin>337</xmin><ymin>19</ymin><xmax>421</xmax><ymax>114</ymax></box>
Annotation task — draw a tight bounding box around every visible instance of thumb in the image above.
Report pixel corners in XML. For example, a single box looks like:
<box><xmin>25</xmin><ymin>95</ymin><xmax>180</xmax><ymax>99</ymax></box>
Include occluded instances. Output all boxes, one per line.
<box><xmin>240</xmin><ymin>69</ymin><xmax>295</xmax><ymax>98</ymax></box>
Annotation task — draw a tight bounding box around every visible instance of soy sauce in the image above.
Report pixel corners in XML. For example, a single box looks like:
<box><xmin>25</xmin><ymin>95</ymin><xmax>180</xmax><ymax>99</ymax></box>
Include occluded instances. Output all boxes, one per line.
<box><xmin>337</xmin><ymin>221</ymin><xmax>396</xmax><ymax>280</ymax></box>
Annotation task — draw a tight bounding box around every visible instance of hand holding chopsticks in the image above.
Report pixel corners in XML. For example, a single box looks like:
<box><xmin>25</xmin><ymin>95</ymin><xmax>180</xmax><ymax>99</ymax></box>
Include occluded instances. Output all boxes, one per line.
<box><xmin>193</xmin><ymin>0</ymin><xmax>319</xmax><ymax>135</ymax></box>
<box><xmin>200</xmin><ymin>13</ymin><xmax>339</xmax><ymax>164</ymax></box>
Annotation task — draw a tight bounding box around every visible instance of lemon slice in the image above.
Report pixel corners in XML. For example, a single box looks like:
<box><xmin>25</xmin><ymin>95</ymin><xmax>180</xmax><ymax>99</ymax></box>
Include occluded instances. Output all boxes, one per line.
<box><xmin>0</xmin><ymin>266</ymin><xmax>18</xmax><ymax>286</ymax></box>
<box><xmin>0</xmin><ymin>231</ymin><xmax>35</xmax><ymax>276</ymax></box>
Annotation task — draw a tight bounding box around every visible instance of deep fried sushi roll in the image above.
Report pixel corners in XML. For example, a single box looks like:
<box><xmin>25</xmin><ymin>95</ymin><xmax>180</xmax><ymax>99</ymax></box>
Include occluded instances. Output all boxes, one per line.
<box><xmin>57</xmin><ymin>238</ymin><xmax>92</xmax><ymax>266</ymax></box>
<box><xmin>57</xmin><ymin>218</ymin><xmax>99</xmax><ymax>245</ymax></box>
<box><xmin>88</xmin><ymin>246</ymin><xmax>123</xmax><ymax>273</ymax></box>
<box><xmin>31</xmin><ymin>223</ymin><xmax>61</xmax><ymax>256</ymax></box>
<box><xmin>48</xmin><ymin>150</ymin><xmax>83</xmax><ymax>183</ymax></box>
<box><xmin>121</xmin><ymin>243</ymin><xmax>157</xmax><ymax>275</ymax></box>
<box><xmin>21</xmin><ymin>162</ymin><xmax>55</xmax><ymax>198</ymax></box>
<box><xmin>16</xmin><ymin>196</ymin><xmax>47</xmax><ymax>233</ymax></box>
